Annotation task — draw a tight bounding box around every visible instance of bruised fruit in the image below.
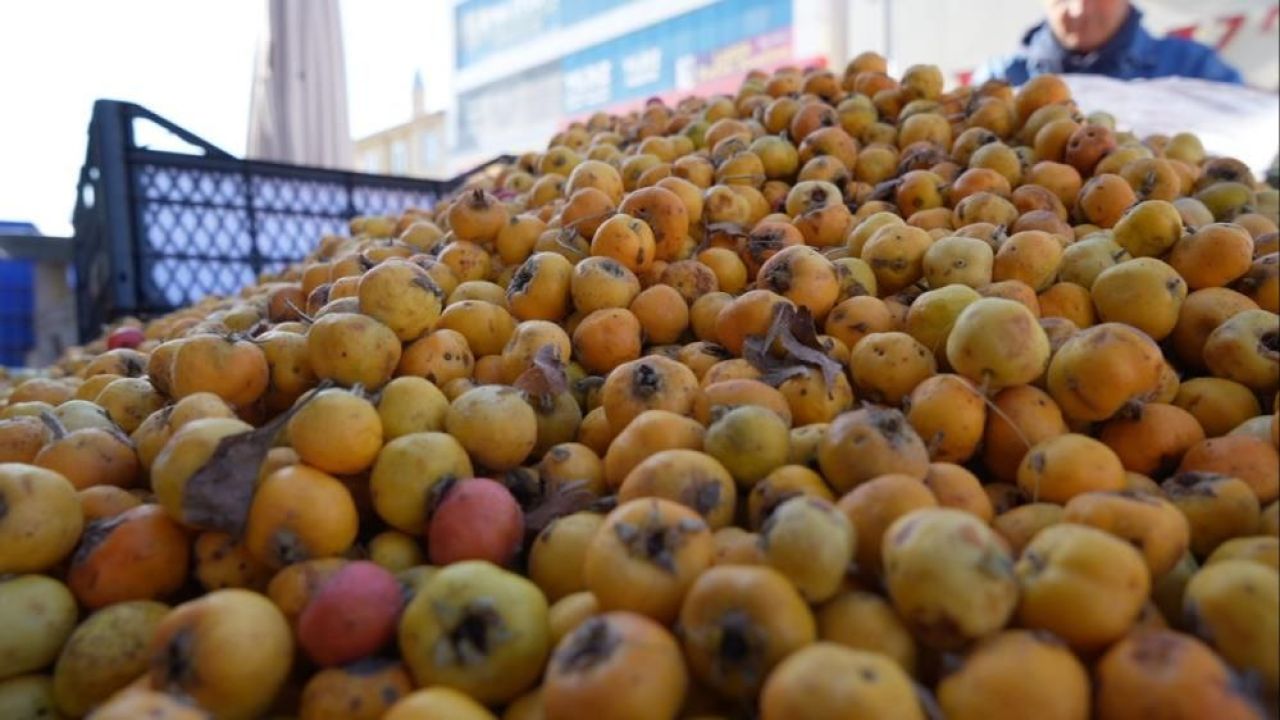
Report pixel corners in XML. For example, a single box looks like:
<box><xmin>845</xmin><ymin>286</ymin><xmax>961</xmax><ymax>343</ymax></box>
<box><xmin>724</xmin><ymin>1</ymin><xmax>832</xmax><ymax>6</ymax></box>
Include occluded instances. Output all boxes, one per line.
<box><xmin>619</xmin><ymin>449</ymin><xmax>736</xmax><ymax>529</ymax></box>
<box><xmin>1063</xmin><ymin>490</ymin><xmax>1190</xmax><ymax>577</ymax></box>
<box><xmin>1203</xmin><ymin>309</ymin><xmax>1280</xmax><ymax>394</ymax></box>
<box><xmin>1177</xmin><ymin>435</ymin><xmax>1279</xmax><ymax>504</ymax></box>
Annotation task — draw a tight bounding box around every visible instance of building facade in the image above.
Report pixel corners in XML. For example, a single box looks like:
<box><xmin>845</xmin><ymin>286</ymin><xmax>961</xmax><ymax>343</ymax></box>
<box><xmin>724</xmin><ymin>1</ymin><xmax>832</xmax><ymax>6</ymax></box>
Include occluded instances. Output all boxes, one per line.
<box><xmin>354</xmin><ymin>73</ymin><xmax>451</xmax><ymax>178</ymax></box>
<box><xmin>449</xmin><ymin>0</ymin><xmax>847</xmax><ymax>168</ymax></box>
<box><xmin>434</xmin><ymin>0</ymin><xmax>1277</xmax><ymax>173</ymax></box>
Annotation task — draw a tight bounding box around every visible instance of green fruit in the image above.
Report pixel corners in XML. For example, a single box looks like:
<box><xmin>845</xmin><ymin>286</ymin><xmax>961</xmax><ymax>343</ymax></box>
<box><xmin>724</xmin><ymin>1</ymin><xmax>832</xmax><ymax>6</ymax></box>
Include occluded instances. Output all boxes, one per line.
<box><xmin>0</xmin><ymin>576</ymin><xmax>77</xmax><ymax>681</ymax></box>
<box><xmin>52</xmin><ymin>600</ymin><xmax>170</xmax><ymax>717</ymax></box>
<box><xmin>1196</xmin><ymin>182</ymin><xmax>1255</xmax><ymax>221</ymax></box>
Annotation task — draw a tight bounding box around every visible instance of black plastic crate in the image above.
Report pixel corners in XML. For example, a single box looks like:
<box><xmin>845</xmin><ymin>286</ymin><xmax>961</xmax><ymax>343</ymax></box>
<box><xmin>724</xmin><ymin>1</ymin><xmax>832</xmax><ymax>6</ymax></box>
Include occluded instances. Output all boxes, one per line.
<box><xmin>71</xmin><ymin>100</ymin><xmax>508</xmax><ymax>341</ymax></box>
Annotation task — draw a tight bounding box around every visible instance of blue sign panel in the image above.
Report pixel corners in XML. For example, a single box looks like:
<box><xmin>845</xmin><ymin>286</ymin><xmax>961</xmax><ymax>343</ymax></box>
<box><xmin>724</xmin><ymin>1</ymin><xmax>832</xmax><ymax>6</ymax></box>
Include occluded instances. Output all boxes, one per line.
<box><xmin>455</xmin><ymin>0</ymin><xmax>635</xmax><ymax>69</ymax></box>
<box><xmin>559</xmin><ymin>0</ymin><xmax>792</xmax><ymax>114</ymax></box>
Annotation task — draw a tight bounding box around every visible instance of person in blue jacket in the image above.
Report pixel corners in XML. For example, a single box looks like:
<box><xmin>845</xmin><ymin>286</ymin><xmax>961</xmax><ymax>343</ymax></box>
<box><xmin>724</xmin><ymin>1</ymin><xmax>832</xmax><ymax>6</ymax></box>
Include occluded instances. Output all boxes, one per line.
<box><xmin>976</xmin><ymin>0</ymin><xmax>1243</xmax><ymax>85</ymax></box>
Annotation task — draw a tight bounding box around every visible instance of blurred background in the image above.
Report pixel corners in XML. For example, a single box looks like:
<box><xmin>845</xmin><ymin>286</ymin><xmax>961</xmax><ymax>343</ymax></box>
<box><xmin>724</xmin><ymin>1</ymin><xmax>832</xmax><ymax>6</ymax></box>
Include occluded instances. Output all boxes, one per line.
<box><xmin>2</xmin><ymin>0</ymin><xmax>1277</xmax><ymax>237</ymax></box>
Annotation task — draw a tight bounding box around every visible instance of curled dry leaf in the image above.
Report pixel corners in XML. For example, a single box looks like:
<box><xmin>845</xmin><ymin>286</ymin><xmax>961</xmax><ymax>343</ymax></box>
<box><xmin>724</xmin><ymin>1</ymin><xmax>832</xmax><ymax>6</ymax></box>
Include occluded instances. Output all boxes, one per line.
<box><xmin>522</xmin><ymin>480</ymin><xmax>599</xmax><ymax>541</ymax></box>
<box><xmin>501</xmin><ymin>467</ymin><xmax>543</xmax><ymax>511</ymax></box>
<box><xmin>699</xmin><ymin>221</ymin><xmax>749</xmax><ymax>253</ymax></box>
<box><xmin>868</xmin><ymin>177</ymin><xmax>903</xmax><ymax>203</ymax></box>
<box><xmin>514</xmin><ymin>344</ymin><xmax>568</xmax><ymax>412</ymax></box>
<box><xmin>181</xmin><ymin>383</ymin><xmax>328</xmax><ymax>535</ymax></box>
<box><xmin>743</xmin><ymin>303</ymin><xmax>844</xmax><ymax>388</ymax></box>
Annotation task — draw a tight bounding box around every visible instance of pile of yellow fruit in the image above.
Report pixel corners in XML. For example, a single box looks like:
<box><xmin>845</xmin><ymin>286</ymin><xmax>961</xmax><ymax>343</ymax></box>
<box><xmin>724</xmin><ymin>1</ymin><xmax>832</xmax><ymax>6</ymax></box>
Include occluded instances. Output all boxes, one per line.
<box><xmin>1</xmin><ymin>52</ymin><xmax>1278</xmax><ymax>720</ymax></box>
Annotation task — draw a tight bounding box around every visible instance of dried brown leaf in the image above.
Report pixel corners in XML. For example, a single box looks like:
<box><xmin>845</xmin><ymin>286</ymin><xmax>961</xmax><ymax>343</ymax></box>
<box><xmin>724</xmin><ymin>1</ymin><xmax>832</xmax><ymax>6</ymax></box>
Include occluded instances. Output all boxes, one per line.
<box><xmin>523</xmin><ymin>480</ymin><xmax>597</xmax><ymax>540</ymax></box>
<box><xmin>514</xmin><ymin>344</ymin><xmax>568</xmax><ymax>411</ymax></box>
<box><xmin>743</xmin><ymin>304</ymin><xmax>843</xmax><ymax>388</ymax></box>
<box><xmin>181</xmin><ymin>385</ymin><xmax>325</xmax><ymax>535</ymax></box>
<box><xmin>869</xmin><ymin>178</ymin><xmax>902</xmax><ymax>202</ymax></box>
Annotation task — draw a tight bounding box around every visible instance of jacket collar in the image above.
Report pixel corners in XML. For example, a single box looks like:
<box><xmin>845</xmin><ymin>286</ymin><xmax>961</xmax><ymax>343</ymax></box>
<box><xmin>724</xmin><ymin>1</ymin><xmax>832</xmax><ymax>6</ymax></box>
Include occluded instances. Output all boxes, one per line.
<box><xmin>1022</xmin><ymin>5</ymin><xmax>1157</xmax><ymax>77</ymax></box>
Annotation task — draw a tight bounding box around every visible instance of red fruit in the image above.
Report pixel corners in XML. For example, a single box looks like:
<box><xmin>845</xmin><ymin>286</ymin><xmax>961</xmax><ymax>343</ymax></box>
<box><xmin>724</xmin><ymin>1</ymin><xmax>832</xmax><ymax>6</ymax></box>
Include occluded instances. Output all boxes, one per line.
<box><xmin>107</xmin><ymin>326</ymin><xmax>145</xmax><ymax>350</ymax></box>
<box><xmin>296</xmin><ymin>561</ymin><xmax>403</xmax><ymax>666</ymax></box>
<box><xmin>427</xmin><ymin>477</ymin><xmax>524</xmax><ymax>566</ymax></box>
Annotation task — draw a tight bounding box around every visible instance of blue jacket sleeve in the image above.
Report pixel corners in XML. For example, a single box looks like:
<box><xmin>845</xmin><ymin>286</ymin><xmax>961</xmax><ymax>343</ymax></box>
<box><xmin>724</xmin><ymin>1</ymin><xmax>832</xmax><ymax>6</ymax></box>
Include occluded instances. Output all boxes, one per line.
<box><xmin>1156</xmin><ymin>37</ymin><xmax>1244</xmax><ymax>84</ymax></box>
<box><xmin>1187</xmin><ymin>49</ymin><xmax>1244</xmax><ymax>84</ymax></box>
<box><xmin>972</xmin><ymin>55</ymin><xmax>1029</xmax><ymax>86</ymax></box>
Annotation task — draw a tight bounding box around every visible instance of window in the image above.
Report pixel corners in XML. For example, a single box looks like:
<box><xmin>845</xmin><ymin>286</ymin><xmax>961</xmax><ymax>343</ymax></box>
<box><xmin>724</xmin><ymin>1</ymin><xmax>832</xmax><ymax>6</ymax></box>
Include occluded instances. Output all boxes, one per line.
<box><xmin>420</xmin><ymin>131</ymin><xmax>441</xmax><ymax>169</ymax></box>
<box><xmin>622</xmin><ymin>47</ymin><xmax>661</xmax><ymax>88</ymax></box>
<box><xmin>390</xmin><ymin>140</ymin><xmax>409</xmax><ymax>174</ymax></box>
<box><xmin>563</xmin><ymin>59</ymin><xmax>612</xmax><ymax>112</ymax></box>
<box><xmin>361</xmin><ymin>153</ymin><xmax>382</xmax><ymax>173</ymax></box>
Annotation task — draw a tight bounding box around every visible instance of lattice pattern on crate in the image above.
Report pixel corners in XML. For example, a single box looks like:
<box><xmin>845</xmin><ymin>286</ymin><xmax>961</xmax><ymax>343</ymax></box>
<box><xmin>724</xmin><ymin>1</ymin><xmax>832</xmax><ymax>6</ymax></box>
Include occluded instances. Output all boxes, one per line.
<box><xmin>252</xmin><ymin>176</ymin><xmax>348</xmax><ymax>214</ymax></box>
<box><xmin>126</xmin><ymin>162</ymin><xmax>456</xmax><ymax>314</ymax></box>
<box><xmin>353</xmin><ymin>186</ymin><xmax>441</xmax><ymax>216</ymax></box>
<box><xmin>147</xmin><ymin>258</ymin><xmax>258</xmax><ymax>308</ymax></box>
<box><xmin>140</xmin><ymin>204</ymin><xmax>254</xmax><ymax>259</ymax></box>
<box><xmin>256</xmin><ymin>213</ymin><xmax>347</xmax><ymax>260</ymax></box>
<box><xmin>138</xmin><ymin>165</ymin><xmax>245</xmax><ymax>206</ymax></box>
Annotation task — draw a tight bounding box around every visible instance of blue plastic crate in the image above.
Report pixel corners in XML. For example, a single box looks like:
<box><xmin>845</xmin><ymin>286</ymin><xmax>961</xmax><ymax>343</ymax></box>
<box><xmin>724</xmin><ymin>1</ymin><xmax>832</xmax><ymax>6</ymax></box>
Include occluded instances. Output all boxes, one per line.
<box><xmin>0</xmin><ymin>258</ymin><xmax>35</xmax><ymax>366</ymax></box>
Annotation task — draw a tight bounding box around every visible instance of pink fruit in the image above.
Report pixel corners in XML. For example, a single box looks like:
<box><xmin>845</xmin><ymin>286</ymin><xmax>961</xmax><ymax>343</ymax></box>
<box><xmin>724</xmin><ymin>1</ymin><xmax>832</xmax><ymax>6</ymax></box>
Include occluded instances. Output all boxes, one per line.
<box><xmin>296</xmin><ymin>561</ymin><xmax>403</xmax><ymax>666</ymax></box>
<box><xmin>427</xmin><ymin>477</ymin><xmax>524</xmax><ymax>566</ymax></box>
<box><xmin>107</xmin><ymin>326</ymin><xmax>145</xmax><ymax>350</ymax></box>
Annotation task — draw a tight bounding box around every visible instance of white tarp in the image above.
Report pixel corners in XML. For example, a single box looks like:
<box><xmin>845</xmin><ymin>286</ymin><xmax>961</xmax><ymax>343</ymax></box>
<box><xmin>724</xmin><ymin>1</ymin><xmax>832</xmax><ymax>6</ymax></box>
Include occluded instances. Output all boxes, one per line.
<box><xmin>247</xmin><ymin>0</ymin><xmax>353</xmax><ymax>169</ymax></box>
<box><xmin>1063</xmin><ymin>74</ymin><xmax>1280</xmax><ymax>176</ymax></box>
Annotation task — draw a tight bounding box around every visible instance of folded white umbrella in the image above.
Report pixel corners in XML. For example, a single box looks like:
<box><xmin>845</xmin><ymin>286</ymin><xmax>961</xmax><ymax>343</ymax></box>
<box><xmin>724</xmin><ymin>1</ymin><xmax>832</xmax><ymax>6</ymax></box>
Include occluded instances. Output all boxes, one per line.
<box><xmin>247</xmin><ymin>0</ymin><xmax>353</xmax><ymax>169</ymax></box>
